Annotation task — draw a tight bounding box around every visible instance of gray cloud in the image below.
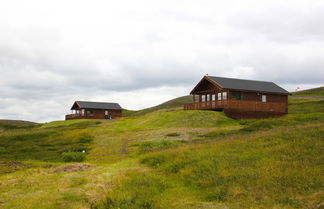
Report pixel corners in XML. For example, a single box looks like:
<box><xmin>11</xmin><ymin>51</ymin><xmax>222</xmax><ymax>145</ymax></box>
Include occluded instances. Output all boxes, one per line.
<box><xmin>227</xmin><ymin>5</ymin><xmax>324</xmax><ymax>43</ymax></box>
<box><xmin>0</xmin><ymin>0</ymin><xmax>323</xmax><ymax>122</ymax></box>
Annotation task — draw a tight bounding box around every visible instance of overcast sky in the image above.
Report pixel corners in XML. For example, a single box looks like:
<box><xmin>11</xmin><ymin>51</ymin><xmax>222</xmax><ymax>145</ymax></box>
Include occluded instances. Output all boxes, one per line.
<box><xmin>0</xmin><ymin>0</ymin><xmax>323</xmax><ymax>122</ymax></box>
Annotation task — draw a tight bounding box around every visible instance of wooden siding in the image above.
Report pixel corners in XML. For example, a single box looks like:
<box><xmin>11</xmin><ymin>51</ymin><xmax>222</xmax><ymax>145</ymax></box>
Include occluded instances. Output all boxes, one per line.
<box><xmin>66</xmin><ymin>109</ymin><xmax>122</xmax><ymax>120</ymax></box>
<box><xmin>184</xmin><ymin>96</ymin><xmax>288</xmax><ymax>119</ymax></box>
<box><xmin>223</xmin><ymin>109</ymin><xmax>286</xmax><ymax>119</ymax></box>
<box><xmin>228</xmin><ymin>91</ymin><xmax>287</xmax><ymax>103</ymax></box>
<box><xmin>184</xmin><ymin>100</ymin><xmax>287</xmax><ymax>113</ymax></box>
<box><xmin>187</xmin><ymin>76</ymin><xmax>289</xmax><ymax>119</ymax></box>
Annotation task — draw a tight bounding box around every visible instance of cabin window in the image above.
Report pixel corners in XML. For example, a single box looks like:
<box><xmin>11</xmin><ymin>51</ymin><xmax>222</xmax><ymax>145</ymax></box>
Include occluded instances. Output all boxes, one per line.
<box><xmin>207</xmin><ymin>95</ymin><xmax>210</xmax><ymax>101</ymax></box>
<box><xmin>212</xmin><ymin>94</ymin><xmax>216</xmax><ymax>101</ymax></box>
<box><xmin>86</xmin><ymin>110</ymin><xmax>93</xmax><ymax>115</ymax></box>
<box><xmin>218</xmin><ymin>93</ymin><xmax>222</xmax><ymax>100</ymax></box>
<box><xmin>105</xmin><ymin>110</ymin><xmax>109</xmax><ymax>115</ymax></box>
<box><xmin>222</xmin><ymin>92</ymin><xmax>227</xmax><ymax>100</ymax></box>
<box><xmin>232</xmin><ymin>92</ymin><xmax>242</xmax><ymax>100</ymax></box>
<box><xmin>201</xmin><ymin>95</ymin><xmax>205</xmax><ymax>102</ymax></box>
<box><xmin>81</xmin><ymin>109</ymin><xmax>85</xmax><ymax>115</ymax></box>
<box><xmin>262</xmin><ymin>95</ymin><xmax>267</xmax><ymax>102</ymax></box>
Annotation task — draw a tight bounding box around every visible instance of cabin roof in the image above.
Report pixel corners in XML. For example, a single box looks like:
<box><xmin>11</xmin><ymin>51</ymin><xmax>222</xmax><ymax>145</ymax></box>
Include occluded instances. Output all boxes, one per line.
<box><xmin>71</xmin><ymin>101</ymin><xmax>122</xmax><ymax>110</ymax></box>
<box><xmin>191</xmin><ymin>76</ymin><xmax>289</xmax><ymax>94</ymax></box>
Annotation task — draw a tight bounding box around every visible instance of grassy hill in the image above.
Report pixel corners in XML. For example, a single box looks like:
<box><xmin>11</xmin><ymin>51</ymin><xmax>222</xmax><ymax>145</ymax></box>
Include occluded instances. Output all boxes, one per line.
<box><xmin>123</xmin><ymin>95</ymin><xmax>193</xmax><ymax>116</ymax></box>
<box><xmin>0</xmin><ymin>90</ymin><xmax>323</xmax><ymax>209</ymax></box>
<box><xmin>292</xmin><ymin>86</ymin><xmax>324</xmax><ymax>97</ymax></box>
<box><xmin>0</xmin><ymin>119</ymin><xmax>38</xmax><ymax>129</ymax></box>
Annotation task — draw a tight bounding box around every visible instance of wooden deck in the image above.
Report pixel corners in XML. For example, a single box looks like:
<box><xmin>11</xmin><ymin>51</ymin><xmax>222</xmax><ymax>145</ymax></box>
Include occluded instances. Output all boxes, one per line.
<box><xmin>184</xmin><ymin>100</ymin><xmax>287</xmax><ymax>113</ymax></box>
<box><xmin>65</xmin><ymin>114</ymin><xmax>101</xmax><ymax>120</ymax></box>
<box><xmin>65</xmin><ymin>113</ymin><xmax>121</xmax><ymax>120</ymax></box>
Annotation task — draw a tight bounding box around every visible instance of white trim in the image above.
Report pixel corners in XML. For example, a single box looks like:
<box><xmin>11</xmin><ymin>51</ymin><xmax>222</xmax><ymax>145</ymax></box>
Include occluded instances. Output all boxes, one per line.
<box><xmin>218</xmin><ymin>93</ymin><xmax>222</xmax><ymax>100</ymax></box>
<box><xmin>222</xmin><ymin>92</ymin><xmax>227</xmax><ymax>100</ymax></box>
<box><xmin>262</xmin><ymin>95</ymin><xmax>267</xmax><ymax>102</ymax></box>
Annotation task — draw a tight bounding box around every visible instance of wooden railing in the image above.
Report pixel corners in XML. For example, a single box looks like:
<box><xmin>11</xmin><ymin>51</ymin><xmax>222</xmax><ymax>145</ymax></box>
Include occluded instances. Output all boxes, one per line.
<box><xmin>184</xmin><ymin>100</ymin><xmax>287</xmax><ymax>113</ymax></box>
<box><xmin>65</xmin><ymin>114</ymin><xmax>120</xmax><ymax>120</ymax></box>
<box><xmin>184</xmin><ymin>100</ymin><xmax>227</xmax><ymax>110</ymax></box>
<box><xmin>65</xmin><ymin>114</ymin><xmax>98</xmax><ymax>120</ymax></box>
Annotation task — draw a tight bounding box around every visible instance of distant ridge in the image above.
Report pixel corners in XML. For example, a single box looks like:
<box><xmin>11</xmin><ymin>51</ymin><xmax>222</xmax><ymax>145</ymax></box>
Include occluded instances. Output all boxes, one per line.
<box><xmin>0</xmin><ymin>119</ymin><xmax>38</xmax><ymax>129</ymax></box>
<box><xmin>123</xmin><ymin>95</ymin><xmax>193</xmax><ymax>117</ymax></box>
<box><xmin>292</xmin><ymin>86</ymin><xmax>324</xmax><ymax>97</ymax></box>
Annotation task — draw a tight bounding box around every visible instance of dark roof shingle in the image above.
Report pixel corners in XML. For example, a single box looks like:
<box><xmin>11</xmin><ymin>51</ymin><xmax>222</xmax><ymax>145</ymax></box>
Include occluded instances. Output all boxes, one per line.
<box><xmin>73</xmin><ymin>101</ymin><xmax>122</xmax><ymax>110</ymax></box>
<box><xmin>207</xmin><ymin>76</ymin><xmax>289</xmax><ymax>94</ymax></box>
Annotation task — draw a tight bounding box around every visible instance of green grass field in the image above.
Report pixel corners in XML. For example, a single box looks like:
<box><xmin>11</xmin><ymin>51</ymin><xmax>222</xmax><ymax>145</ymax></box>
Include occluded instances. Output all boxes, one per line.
<box><xmin>0</xmin><ymin>91</ymin><xmax>323</xmax><ymax>209</ymax></box>
<box><xmin>292</xmin><ymin>87</ymin><xmax>324</xmax><ymax>97</ymax></box>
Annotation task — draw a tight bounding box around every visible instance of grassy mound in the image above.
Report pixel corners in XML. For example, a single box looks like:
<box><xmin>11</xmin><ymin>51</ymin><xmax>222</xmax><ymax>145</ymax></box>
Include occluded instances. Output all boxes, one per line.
<box><xmin>0</xmin><ymin>120</ymin><xmax>97</xmax><ymax>162</ymax></box>
<box><xmin>118</xmin><ymin>110</ymin><xmax>237</xmax><ymax>130</ymax></box>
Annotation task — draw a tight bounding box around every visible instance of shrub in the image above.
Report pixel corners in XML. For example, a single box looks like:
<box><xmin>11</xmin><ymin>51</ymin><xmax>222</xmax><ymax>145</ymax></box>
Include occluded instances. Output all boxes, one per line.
<box><xmin>199</xmin><ymin>129</ymin><xmax>237</xmax><ymax>138</ymax></box>
<box><xmin>240</xmin><ymin>120</ymin><xmax>276</xmax><ymax>133</ymax></box>
<box><xmin>138</xmin><ymin>140</ymin><xmax>181</xmax><ymax>153</ymax></box>
<box><xmin>205</xmin><ymin>187</ymin><xmax>228</xmax><ymax>201</ymax></box>
<box><xmin>140</xmin><ymin>154</ymin><xmax>167</xmax><ymax>168</ymax></box>
<box><xmin>94</xmin><ymin>172</ymin><xmax>168</xmax><ymax>209</ymax></box>
<box><xmin>0</xmin><ymin>147</ymin><xmax>6</xmax><ymax>154</ymax></box>
<box><xmin>64</xmin><ymin>145</ymin><xmax>88</xmax><ymax>153</ymax></box>
<box><xmin>8</xmin><ymin>132</ymin><xmax>53</xmax><ymax>141</ymax></box>
<box><xmin>0</xmin><ymin>122</ymin><xmax>18</xmax><ymax>129</ymax></box>
<box><xmin>78</xmin><ymin>134</ymin><xmax>93</xmax><ymax>143</ymax></box>
<box><xmin>62</xmin><ymin>151</ymin><xmax>86</xmax><ymax>162</ymax></box>
<box><xmin>165</xmin><ymin>132</ymin><xmax>180</xmax><ymax>137</ymax></box>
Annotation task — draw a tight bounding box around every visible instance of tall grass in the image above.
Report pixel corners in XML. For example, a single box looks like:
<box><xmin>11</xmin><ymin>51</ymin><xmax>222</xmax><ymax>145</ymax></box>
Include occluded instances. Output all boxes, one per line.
<box><xmin>93</xmin><ymin>172</ymin><xmax>169</xmax><ymax>209</ymax></box>
<box><xmin>139</xmin><ymin>124</ymin><xmax>322</xmax><ymax>208</ymax></box>
<box><xmin>62</xmin><ymin>151</ymin><xmax>86</xmax><ymax>162</ymax></box>
<box><xmin>0</xmin><ymin>122</ymin><xmax>94</xmax><ymax>162</ymax></box>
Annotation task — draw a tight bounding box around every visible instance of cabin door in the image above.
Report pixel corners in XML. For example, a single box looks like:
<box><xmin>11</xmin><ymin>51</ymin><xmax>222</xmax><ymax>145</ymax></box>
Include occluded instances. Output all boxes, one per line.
<box><xmin>105</xmin><ymin>110</ymin><xmax>109</xmax><ymax>119</ymax></box>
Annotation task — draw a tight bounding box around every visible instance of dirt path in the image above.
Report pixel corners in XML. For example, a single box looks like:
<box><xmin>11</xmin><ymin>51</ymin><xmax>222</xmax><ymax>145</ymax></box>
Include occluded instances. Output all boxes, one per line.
<box><xmin>120</xmin><ymin>138</ymin><xmax>129</xmax><ymax>157</ymax></box>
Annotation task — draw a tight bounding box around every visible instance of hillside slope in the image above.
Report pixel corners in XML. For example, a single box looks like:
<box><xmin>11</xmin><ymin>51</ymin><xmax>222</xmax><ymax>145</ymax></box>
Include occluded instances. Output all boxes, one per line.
<box><xmin>292</xmin><ymin>86</ymin><xmax>324</xmax><ymax>97</ymax></box>
<box><xmin>0</xmin><ymin>89</ymin><xmax>323</xmax><ymax>209</ymax></box>
<box><xmin>123</xmin><ymin>95</ymin><xmax>192</xmax><ymax>116</ymax></box>
<box><xmin>0</xmin><ymin>119</ymin><xmax>38</xmax><ymax>129</ymax></box>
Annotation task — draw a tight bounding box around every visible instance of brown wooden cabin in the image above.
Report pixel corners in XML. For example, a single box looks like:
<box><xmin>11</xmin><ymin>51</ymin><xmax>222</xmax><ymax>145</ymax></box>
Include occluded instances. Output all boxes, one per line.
<box><xmin>184</xmin><ymin>76</ymin><xmax>290</xmax><ymax>119</ymax></box>
<box><xmin>65</xmin><ymin>101</ymin><xmax>122</xmax><ymax>120</ymax></box>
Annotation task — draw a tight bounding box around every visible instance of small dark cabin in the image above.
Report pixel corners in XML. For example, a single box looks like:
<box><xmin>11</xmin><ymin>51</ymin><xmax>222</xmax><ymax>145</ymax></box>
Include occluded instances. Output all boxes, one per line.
<box><xmin>65</xmin><ymin>101</ymin><xmax>122</xmax><ymax>120</ymax></box>
<box><xmin>184</xmin><ymin>76</ymin><xmax>290</xmax><ymax>119</ymax></box>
